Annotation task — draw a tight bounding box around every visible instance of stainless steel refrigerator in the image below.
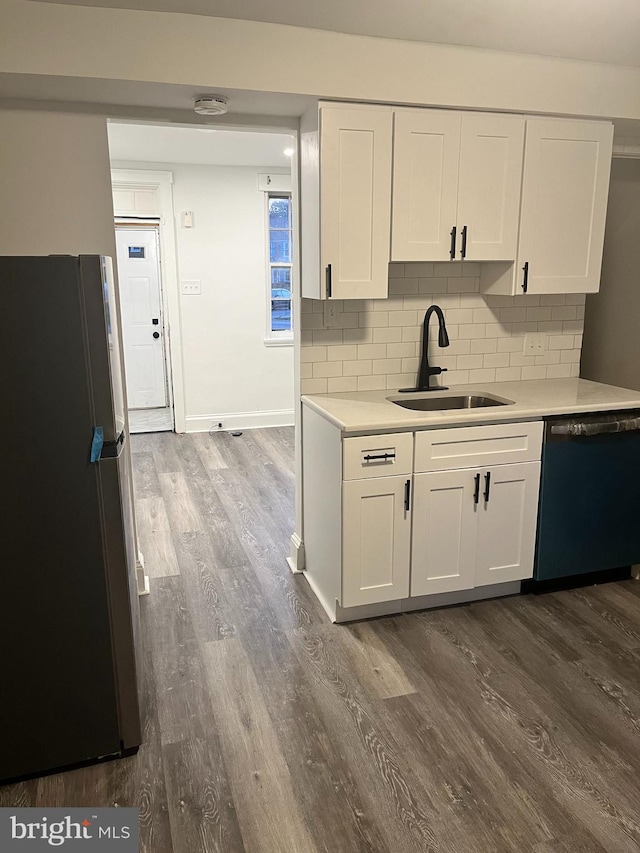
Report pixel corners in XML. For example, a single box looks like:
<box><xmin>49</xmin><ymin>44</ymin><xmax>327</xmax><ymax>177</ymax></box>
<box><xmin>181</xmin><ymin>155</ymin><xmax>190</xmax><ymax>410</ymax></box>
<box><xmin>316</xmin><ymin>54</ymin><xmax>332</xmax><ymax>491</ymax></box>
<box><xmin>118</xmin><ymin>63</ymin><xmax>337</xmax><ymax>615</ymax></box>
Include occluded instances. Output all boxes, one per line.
<box><xmin>0</xmin><ymin>255</ymin><xmax>142</xmax><ymax>784</ymax></box>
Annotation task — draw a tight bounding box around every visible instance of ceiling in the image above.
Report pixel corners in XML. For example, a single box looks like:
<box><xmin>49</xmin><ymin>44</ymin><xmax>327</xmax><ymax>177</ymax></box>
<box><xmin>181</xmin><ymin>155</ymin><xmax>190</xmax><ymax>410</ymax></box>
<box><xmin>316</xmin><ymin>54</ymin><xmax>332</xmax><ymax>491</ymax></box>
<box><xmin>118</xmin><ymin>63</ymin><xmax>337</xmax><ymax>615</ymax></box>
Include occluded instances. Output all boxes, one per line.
<box><xmin>108</xmin><ymin>122</ymin><xmax>294</xmax><ymax>167</ymax></box>
<box><xmin>31</xmin><ymin>0</ymin><xmax>640</xmax><ymax>68</ymax></box>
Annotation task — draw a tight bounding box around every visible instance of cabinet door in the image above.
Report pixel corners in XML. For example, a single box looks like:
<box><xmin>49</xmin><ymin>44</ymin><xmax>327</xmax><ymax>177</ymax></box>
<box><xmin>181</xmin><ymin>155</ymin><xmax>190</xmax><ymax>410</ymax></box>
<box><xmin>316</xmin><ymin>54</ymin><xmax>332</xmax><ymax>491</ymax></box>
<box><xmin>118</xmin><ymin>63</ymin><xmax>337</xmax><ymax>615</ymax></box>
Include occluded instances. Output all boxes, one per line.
<box><xmin>457</xmin><ymin>113</ymin><xmax>524</xmax><ymax>262</ymax></box>
<box><xmin>342</xmin><ymin>475</ymin><xmax>411</xmax><ymax>607</ymax></box>
<box><xmin>391</xmin><ymin>109</ymin><xmax>461</xmax><ymax>262</ymax></box>
<box><xmin>475</xmin><ymin>462</ymin><xmax>541</xmax><ymax>587</ymax></box>
<box><xmin>517</xmin><ymin>119</ymin><xmax>613</xmax><ymax>294</ymax></box>
<box><xmin>411</xmin><ymin>470</ymin><xmax>478</xmax><ymax>597</ymax></box>
<box><xmin>320</xmin><ymin>106</ymin><xmax>392</xmax><ymax>299</ymax></box>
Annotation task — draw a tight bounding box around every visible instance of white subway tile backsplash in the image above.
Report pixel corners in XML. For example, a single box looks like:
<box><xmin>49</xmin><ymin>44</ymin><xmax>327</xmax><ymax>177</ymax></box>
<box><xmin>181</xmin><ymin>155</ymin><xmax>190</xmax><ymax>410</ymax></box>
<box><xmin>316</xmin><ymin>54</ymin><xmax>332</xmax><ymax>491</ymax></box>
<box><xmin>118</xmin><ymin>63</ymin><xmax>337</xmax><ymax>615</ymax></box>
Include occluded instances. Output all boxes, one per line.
<box><xmin>301</xmin><ymin>345</ymin><xmax>327</xmax><ymax>363</ymax></box>
<box><xmin>373</xmin><ymin>327</ymin><xmax>404</xmax><ymax>343</ymax></box>
<box><xmin>358</xmin><ymin>375</ymin><xmax>388</xmax><ymax>391</ymax></box>
<box><xmin>312</xmin><ymin>329</ymin><xmax>343</xmax><ymax>345</ymax></box>
<box><xmin>357</xmin><ymin>343</ymin><xmax>387</xmax><ymax>360</ymax></box>
<box><xmin>313</xmin><ymin>361</ymin><xmax>343</xmax><ymax>378</ymax></box>
<box><xmin>373</xmin><ymin>358</ymin><xmax>402</xmax><ymax>375</ymax></box>
<box><xmin>387</xmin><ymin>342</ymin><xmax>417</xmax><ymax>359</ymax></box>
<box><xmin>495</xmin><ymin>367</ymin><xmax>522</xmax><ymax>382</ymax></box>
<box><xmin>551</xmin><ymin>306</ymin><xmax>578</xmax><ymax>321</ymax></box>
<box><xmin>457</xmin><ymin>354</ymin><xmax>485</xmax><ymax>370</ymax></box>
<box><xmin>301</xmin><ymin>378</ymin><xmax>328</xmax><ymax>394</ymax></box>
<box><xmin>468</xmin><ymin>368</ymin><xmax>496</xmax><ymax>383</ymax></box>
<box><xmin>359</xmin><ymin>312</ymin><xmax>389</xmax><ymax>328</ymax></box>
<box><xmin>471</xmin><ymin>339</ymin><xmax>499</xmax><ymax>354</ymax></box>
<box><xmin>546</xmin><ymin>363</ymin><xmax>573</xmax><ymax>379</ymax></box>
<box><xmin>343</xmin><ymin>360</ymin><xmax>372</xmax><ymax>376</ymax></box>
<box><xmin>328</xmin><ymin>344</ymin><xmax>357</xmax><ymax>362</ymax></box>
<box><xmin>300</xmin><ymin>269</ymin><xmax>585</xmax><ymax>393</ymax></box>
<box><xmin>434</xmin><ymin>262</ymin><xmax>461</xmax><ymax>277</ymax></box>
<box><xmin>328</xmin><ymin>377</ymin><xmax>357</xmax><ymax>393</ymax></box>
<box><xmin>458</xmin><ymin>324</ymin><xmax>486</xmax><ymax>339</ymax></box>
<box><xmin>483</xmin><ymin>352</ymin><xmax>511</xmax><ymax>368</ymax></box>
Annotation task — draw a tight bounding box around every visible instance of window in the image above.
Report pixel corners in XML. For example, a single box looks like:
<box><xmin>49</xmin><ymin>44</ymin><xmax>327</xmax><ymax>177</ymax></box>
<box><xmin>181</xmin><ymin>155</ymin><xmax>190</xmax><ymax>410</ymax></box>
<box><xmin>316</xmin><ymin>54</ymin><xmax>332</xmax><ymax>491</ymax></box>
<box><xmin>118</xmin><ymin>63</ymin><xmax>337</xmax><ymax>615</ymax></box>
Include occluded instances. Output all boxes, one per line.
<box><xmin>266</xmin><ymin>194</ymin><xmax>293</xmax><ymax>341</ymax></box>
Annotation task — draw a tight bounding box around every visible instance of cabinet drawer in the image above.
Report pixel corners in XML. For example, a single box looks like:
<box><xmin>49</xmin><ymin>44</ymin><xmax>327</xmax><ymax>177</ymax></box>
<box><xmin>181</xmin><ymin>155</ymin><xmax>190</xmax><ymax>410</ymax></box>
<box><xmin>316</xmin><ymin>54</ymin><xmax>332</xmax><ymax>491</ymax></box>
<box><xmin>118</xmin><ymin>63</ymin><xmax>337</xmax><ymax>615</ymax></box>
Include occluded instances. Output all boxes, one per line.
<box><xmin>414</xmin><ymin>421</ymin><xmax>543</xmax><ymax>472</ymax></box>
<box><xmin>343</xmin><ymin>432</ymin><xmax>413</xmax><ymax>480</ymax></box>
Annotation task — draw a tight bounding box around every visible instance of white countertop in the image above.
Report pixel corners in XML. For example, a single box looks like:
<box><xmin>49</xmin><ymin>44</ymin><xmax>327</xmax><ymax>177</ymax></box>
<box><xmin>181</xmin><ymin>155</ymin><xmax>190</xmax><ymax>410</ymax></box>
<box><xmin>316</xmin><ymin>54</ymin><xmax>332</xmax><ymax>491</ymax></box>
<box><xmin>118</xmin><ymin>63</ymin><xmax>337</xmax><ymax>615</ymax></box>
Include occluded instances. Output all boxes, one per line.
<box><xmin>301</xmin><ymin>379</ymin><xmax>640</xmax><ymax>434</ymax></box>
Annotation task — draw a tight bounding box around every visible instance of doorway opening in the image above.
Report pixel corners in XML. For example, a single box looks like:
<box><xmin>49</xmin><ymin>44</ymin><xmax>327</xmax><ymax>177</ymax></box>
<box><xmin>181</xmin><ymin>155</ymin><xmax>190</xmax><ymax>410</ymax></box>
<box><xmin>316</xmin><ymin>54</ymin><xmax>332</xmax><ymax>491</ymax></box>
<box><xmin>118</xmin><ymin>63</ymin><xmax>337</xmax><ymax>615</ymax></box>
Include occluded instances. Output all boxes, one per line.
<box><xmin>107</xmin><ymin>121</ymin><xmax>296</xmax><ymax>438</ymax></box>
<box><xmin>115</xmin><ymin>221</ymin><xmax>173</xmax><ymax>434</ymax></box>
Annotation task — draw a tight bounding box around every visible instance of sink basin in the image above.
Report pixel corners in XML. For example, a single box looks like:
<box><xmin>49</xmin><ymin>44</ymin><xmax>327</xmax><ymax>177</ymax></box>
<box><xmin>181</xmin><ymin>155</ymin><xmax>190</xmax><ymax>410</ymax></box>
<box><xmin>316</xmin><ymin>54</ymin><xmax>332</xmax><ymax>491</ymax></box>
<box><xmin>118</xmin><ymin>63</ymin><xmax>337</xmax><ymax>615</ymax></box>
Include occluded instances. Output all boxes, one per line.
<box><xmin>387</xmin><ymin>393</ymin><xmax>515</xmax><ymax>412</ymax></box>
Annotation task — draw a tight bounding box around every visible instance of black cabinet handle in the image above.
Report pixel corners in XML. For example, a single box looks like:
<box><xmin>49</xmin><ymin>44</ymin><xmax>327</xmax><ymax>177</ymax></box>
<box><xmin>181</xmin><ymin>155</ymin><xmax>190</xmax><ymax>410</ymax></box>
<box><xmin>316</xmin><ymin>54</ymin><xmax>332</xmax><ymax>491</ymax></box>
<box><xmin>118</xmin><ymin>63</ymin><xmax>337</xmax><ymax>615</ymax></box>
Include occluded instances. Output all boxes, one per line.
<box><xmin>153</xmin><ymin>331</ymin><xmax>160</xmax><ymax>339</ymax></box>
<box><xmin>473</xmin><ymin>472</ymin><xmax>481</xmax><ymax>505</ymax></box>
<box><xmin>483</xmin><ymin>471</ymin><xmax>492</xmax><ymax>502</ymax></box>
<box><xmin>326</xmin><ymin>264</ymin><xmax>332</xmax><ymax>298</ymax></box>
<box><xmin>522</xmin><ymin>261</ymin><xmax>529</xmax><ymax>293</ymax></box>
<box><xmin>152</xmin><ymin>318</ymin><xmax>159</xmax><ymax>325</ymax></box>
<box><xmin>460</xmin><ymin>225</ymin><xmax>468</xmax><ymax>259</ymax></box>
<box><xmin>363</xmin><ymin>452</ymin><xmax>396</xmax><ymax>462</ymax></box>
<box><xmin>404</xmin><ymin>479</ymin><xmax>411</xmax><ymax>512</ymax></box>
<box><xmin>449</xmin><ymin>226</ymin><xmax>457</xmax><ymax>260</ymax></box>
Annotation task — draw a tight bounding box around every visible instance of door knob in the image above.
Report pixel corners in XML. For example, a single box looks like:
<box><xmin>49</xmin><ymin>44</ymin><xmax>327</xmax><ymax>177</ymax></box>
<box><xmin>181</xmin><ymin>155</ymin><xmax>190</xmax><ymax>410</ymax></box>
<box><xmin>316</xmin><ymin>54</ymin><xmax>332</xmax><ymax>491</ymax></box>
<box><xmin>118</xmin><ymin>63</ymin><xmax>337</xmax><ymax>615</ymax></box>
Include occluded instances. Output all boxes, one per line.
<box><xmin>153</xmin><ymin>331</ymin><xmax>160</xmax><ymax>339</ymax></box>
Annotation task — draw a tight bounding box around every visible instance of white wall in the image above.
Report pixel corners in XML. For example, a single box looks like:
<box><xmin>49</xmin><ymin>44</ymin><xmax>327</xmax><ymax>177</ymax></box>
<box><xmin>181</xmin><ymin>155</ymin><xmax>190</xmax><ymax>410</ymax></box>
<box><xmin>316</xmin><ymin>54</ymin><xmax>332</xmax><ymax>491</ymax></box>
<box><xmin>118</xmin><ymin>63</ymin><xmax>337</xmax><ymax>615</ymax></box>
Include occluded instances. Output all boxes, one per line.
<box><xmin>0</xmin><ymin>109</ymin><xmax>116</xmax><ymax>257</ymax></box>
<box><xmin>582</xmin><ymin>159</ymin><xmax>640</xmax><ymax>391</ymax></box>
<box><xmin>1</xmin><ymin>0</ymin><xmax>640</xmax><ymax>122</ymax></box>
<box><xmin>114</xmin><ymin>160</ymin><xmax>294</xmax><ymax>430</ymax></box>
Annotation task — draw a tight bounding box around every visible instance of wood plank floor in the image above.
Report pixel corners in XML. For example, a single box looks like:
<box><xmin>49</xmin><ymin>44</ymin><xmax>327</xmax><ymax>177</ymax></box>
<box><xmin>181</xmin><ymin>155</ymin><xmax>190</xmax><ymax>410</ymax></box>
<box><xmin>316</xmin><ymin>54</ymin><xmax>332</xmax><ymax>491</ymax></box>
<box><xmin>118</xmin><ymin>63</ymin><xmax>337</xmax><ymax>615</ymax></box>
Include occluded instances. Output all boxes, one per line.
<box><xmin>3</xmin><ymin>428</ymin><xmax>640</xmax><ymax>852</ymax></box>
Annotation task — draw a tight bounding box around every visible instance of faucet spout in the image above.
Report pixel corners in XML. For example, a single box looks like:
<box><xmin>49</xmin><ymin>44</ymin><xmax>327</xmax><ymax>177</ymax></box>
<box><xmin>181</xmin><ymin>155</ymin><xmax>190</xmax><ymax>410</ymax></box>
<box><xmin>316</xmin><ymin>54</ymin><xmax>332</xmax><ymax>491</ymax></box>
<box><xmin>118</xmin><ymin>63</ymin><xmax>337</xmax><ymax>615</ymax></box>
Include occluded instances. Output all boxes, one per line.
<box><xmin>399</xmin><ymin>305</ymin><xmax>450</xmax><ymax>393</ymax></box>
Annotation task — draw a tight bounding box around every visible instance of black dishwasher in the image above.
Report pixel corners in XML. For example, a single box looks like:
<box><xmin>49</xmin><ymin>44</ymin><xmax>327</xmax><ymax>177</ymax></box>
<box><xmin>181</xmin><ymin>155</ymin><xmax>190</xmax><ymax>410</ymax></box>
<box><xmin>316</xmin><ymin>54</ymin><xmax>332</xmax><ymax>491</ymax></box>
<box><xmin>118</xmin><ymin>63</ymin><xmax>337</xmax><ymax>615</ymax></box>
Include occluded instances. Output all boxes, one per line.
<box><xmin>535</xmin><ymin>411</ymin><xmax>640</xmax><ymax>581</ymax></box>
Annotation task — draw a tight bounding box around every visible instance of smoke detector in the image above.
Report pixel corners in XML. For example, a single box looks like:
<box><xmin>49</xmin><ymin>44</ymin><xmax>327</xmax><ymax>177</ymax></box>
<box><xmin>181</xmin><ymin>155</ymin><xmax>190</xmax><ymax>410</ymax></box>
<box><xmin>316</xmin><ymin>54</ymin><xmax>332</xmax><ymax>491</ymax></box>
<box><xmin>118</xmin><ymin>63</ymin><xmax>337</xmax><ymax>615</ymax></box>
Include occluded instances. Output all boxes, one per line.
<box><xmin>194</xmin><ymin>95</ymin><xmax>229</xmax><ymax>116</ymax></box>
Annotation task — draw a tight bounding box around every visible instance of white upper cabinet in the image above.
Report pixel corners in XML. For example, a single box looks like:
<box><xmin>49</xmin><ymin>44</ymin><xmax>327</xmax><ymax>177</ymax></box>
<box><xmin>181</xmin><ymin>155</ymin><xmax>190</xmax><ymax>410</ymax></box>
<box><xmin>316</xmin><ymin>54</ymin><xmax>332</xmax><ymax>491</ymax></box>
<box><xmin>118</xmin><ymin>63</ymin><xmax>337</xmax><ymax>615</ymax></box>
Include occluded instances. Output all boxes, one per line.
<box><xmin>516</xmin><ymin>119</ymin><xmax>614</xmax><ymax>295</ymax></box>
<box><xmin>392</xmin><ymin>110</ymin><xmax>461</xmax><ymax>262</ymax></box>
<box><xmin>391</xmin><ymin>109</ymin><xmax>524</xmax><ymax>262</ymax></box>
<box><xmin>480</xmin><ymin>118</ymin><xmax>614</xmax><ymax>295</ymax></box>
<box><xmin>301</xmin><ymin>103</ymin><xmax>393</xmax><ymax>299</ymax></box>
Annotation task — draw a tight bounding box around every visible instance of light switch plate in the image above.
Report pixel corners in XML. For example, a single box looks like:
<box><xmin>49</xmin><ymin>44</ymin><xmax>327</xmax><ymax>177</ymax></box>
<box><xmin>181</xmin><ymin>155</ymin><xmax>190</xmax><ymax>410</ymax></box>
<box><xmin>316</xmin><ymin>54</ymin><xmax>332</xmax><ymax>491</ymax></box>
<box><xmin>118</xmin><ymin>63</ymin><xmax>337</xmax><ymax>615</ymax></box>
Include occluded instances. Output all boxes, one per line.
<box><xmin>323</xmin><ymin>301</ymin><xmax>339</xmax><ymax>328</ymax></box>
<box><xmin>181</xmin><ymin>280</ymin><xmax>201</xmax><ymax>295</ymax></box>
<box><xmin>523</xmin><ymin>332</ymin><xmax>546</xmax><ymax>354</ymax></box>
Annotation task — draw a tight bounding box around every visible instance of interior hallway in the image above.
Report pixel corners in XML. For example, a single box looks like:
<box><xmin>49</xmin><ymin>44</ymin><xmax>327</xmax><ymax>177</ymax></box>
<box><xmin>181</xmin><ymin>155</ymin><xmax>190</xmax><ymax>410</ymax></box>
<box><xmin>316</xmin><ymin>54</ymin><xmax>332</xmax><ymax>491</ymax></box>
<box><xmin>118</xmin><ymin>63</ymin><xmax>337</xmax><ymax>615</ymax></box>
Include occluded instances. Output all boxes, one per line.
<box><xmin>2</xmin><ymin>428</ymin><xmax>640</xmax><ymax>852</ymax></box>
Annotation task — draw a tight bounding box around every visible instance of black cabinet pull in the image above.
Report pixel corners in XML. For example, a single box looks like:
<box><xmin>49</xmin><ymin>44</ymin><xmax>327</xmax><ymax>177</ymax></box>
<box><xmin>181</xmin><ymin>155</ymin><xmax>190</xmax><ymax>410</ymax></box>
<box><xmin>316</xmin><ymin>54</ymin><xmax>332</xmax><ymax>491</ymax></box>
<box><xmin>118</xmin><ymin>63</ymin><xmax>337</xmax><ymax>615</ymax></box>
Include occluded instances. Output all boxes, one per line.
<box><xmin>460</xmin><ymin>225</ymin><xmax>468</xmax><ymax>259</ymax></box>
<box><xmin>473</xmin><ymin>472</ymin><xmax>481</xmax><ymax>504</ymax></box>
<box><xmin>483</xmin><ymin>471</ymin><xmax>492</xmax><ymax>502</ymax></box>
<box><xmin>326</xmin><ymin>264</ymin><xmax>332</xmax><ymax>298</ymax></box>
<box><xmin>152</xmin><ymin>331</ymin><xmax>160</xmax><ymax>339</ymax></box>
<box><xmin>363</xmin><ymin>452</ymin><xmax>396</xmax><ymax>462</ymax></box>
<box><xmin>404</xmin><ymin>479</ymin><xmax>411</xmax><ymax>512</ymax></box>
<box><xmin>449</xmin><ymin>226</ymin><xmax>457</xmax><ymax>260</ymax></box>
<box><xmin>522</xmin><ymin>261</ymin><xmax>529</xmax><ymax>293</ymax></box>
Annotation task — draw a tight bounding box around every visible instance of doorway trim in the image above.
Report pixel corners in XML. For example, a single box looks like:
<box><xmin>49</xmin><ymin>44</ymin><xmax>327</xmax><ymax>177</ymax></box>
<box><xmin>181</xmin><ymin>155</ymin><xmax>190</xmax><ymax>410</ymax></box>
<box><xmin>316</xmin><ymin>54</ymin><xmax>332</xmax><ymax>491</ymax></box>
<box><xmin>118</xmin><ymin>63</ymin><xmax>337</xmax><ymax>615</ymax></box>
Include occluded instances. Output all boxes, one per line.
<box><xmin>111</xmin><ymin>168</ymin><xmax>186</xmax><ymax>433</ymax></box>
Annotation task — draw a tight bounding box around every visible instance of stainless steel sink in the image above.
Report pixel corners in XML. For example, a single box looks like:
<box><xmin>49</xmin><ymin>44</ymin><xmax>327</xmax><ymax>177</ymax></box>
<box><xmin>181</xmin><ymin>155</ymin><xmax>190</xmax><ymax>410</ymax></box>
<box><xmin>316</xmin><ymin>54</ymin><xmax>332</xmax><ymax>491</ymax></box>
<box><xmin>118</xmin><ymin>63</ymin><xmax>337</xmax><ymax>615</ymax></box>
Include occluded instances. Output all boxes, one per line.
<box><xmin>387</xmin><ymin>393</ymin><xmax>515</xmax><ymax>412</ymax></box>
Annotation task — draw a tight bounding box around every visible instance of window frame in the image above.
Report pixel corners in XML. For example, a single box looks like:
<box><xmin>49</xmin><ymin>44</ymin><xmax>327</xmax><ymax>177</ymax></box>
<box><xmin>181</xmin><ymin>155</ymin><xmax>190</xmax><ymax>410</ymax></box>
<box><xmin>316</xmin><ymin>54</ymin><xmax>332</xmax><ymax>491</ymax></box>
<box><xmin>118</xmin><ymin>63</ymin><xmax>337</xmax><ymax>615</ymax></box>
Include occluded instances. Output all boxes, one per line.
<box><xmin>264</xmin><ymin>191</ymin><xmax>293</xmax><ymax>344</ymax></box>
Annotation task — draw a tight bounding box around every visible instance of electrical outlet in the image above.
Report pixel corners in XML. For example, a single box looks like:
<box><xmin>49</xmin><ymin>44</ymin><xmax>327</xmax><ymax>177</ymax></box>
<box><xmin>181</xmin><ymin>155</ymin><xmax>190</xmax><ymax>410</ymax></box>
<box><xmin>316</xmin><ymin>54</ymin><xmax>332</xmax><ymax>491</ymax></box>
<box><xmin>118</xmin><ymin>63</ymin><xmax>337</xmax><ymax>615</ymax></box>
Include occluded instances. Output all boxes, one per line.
<box><xmin>181</xmin><ymin>280</ymin><xmax>201</xmax><ymax>295</ymax></box>
<box><xmin>323</xmin><ymin>301</ymin><xmax>339</xmax><ymax>328</ymax></box>
<box><xmin>523</xmin><ymin>332</ymin><xmax>546</xmax><ymax>355</ymax></box>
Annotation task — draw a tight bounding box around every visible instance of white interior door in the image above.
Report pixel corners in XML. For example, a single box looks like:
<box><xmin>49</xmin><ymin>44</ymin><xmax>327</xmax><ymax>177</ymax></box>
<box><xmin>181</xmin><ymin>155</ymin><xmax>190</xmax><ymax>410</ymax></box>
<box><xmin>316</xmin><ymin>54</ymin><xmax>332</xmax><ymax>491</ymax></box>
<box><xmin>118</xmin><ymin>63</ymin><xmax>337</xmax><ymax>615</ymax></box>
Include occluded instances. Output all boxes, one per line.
<box><xmin>115</xmin><ymin>228</ymin><xmax>168</xmax><ymax>409</ymax></box>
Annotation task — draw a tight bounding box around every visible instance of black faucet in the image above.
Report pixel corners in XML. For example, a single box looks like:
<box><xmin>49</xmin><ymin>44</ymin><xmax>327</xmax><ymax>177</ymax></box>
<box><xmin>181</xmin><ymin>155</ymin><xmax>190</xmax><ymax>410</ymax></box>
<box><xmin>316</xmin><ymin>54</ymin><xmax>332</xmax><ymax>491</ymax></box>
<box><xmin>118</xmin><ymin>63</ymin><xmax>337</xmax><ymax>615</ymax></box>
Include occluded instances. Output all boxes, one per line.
<box><xmin>399</xmin><ymin>305</ymin><xmax>450</xmax><ymax>392</ymax></box>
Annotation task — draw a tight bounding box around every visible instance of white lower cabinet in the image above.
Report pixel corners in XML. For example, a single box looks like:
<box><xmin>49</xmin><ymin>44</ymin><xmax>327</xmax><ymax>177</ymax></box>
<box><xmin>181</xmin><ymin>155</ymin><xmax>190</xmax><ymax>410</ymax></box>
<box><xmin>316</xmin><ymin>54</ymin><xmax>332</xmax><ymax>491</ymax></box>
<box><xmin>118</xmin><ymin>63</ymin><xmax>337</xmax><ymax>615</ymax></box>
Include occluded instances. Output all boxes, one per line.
<box><xmin>342</xmin><ymin>475</ymin><xmax>411</xmax><ymax>608</ymax></box>
<box><xmin>411</xmin><ymin>469</ymin><xmax>477</xmax><ymax>596</ymax></box>
<box><xmin>411</xmin><ymin>461</ymin><xmax>541</xmax><ymax>596</ymax></box>
<box><xmin>302</xmin><ymin>406</ymin><xmax>543</xmax><ymax>621</ymax></box>
<box><xmin>474</xmin><ymin>461</ymin><xmax>541</xmax><ymax>587</ymax></box>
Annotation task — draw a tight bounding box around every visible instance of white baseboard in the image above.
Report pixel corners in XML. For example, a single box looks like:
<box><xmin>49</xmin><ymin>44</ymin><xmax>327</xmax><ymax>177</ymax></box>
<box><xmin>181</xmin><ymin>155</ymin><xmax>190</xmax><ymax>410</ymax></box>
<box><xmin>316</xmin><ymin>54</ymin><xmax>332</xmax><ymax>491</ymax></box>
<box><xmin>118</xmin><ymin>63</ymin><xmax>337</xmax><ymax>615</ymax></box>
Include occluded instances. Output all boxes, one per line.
<box><xmin>286</xmin><ymin>532</ymin><xmax>305</xmax><ymax>574</ymax></box>
<box><xmin>185</xmin><ymin>409</ymin><xmax>294</xmax><ymax>433</ymax></box>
